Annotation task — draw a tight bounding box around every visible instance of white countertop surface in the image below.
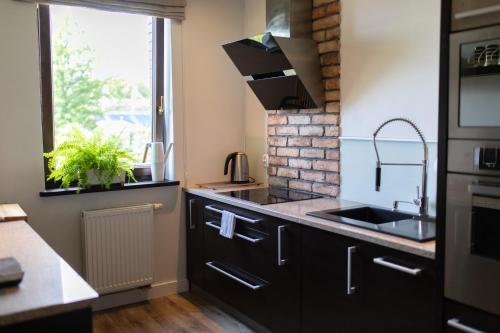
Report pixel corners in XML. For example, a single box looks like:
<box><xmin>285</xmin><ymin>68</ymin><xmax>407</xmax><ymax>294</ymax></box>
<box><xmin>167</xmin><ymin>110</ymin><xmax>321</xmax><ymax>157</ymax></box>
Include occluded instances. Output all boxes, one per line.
<box><xmin>0</xmin><ymin>221</ymin><xmax>98</xmax><ymax>326</ymax></box>
<box><xmin>185</xmin><ymin>185</ymin><xmax>436</xmax><ymax>259</ymax></box>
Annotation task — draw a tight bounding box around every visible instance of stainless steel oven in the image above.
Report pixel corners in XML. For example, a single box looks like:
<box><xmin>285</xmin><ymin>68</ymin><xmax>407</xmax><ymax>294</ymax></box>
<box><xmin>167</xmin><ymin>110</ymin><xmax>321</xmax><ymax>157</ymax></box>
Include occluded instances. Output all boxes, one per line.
<box><xmin>445</xmin><ymin>141</ymin><xmax>500</xmax><ymax>316</ymax></box>
<box><xmin>449</xmin><ymin>25</ymin><xmax>500</xmax><ymax>140</ymax></box>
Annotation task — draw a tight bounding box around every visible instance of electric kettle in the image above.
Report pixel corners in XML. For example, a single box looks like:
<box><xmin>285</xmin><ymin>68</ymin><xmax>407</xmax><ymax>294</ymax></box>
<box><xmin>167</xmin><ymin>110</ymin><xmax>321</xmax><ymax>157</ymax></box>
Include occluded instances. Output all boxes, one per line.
<box><xmin>224</xmin><ymin>152</ymin><xmax>250</xmax><ymax>183</ymax></box>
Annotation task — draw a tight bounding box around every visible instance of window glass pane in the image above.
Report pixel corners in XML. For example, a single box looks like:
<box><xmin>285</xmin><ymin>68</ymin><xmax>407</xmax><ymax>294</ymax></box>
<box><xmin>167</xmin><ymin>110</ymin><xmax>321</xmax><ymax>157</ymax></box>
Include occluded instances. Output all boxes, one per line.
<box><xmin>50</xmin><ymin>5</ymin><xmax>153</xmax><ymax>162</ymax></box>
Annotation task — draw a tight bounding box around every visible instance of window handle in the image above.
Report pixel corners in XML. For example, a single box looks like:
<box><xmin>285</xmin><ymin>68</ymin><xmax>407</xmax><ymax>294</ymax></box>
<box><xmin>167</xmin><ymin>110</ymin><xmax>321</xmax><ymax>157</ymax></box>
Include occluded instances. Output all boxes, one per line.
<box><xmin>158</xmin><ymin>95</ymin><xmax>164</xmax><ymax>115</ymax></box>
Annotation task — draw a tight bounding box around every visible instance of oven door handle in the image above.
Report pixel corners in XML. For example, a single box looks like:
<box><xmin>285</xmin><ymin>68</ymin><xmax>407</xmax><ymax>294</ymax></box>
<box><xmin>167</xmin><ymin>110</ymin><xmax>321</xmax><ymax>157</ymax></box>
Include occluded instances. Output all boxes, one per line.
<box><xmin>447</xmin><ymin>318</ymin><xmax>486</xmax><ymax>333</ymax></box>
<box><xmin>469</xmin><ymin>184</ymin><xmax>500</xmax><ymax>198</ymax></box>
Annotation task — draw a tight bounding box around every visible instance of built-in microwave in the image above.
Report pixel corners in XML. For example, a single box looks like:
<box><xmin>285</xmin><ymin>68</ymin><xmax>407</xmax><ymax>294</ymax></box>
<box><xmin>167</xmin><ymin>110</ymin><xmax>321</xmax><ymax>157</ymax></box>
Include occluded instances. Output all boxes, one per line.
<box><xmin>449</xmin><ymin>24</ymin><xmax>500</xmax><ymax>140</ymax></box>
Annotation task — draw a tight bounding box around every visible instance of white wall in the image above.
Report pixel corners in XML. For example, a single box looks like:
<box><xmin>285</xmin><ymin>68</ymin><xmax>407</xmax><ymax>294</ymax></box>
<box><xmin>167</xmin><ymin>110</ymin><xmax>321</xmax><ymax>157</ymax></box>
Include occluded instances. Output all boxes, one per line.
<box><xmin>341</xmin><ymin>0</ymin><xmax>440</xmax><ymax>140</ymax></box>
<box><xmin>243</xmin><ymin>0</ymin><xmax>268</xmax><ymax>184</ymax></box>
<box><xmin>180</xmin><ymin>0</ymin><xmax>267</xmax><ymax>185</ymax></box>
<box><xmin>0</xmin><ymin>0</ymin><xmax>246</xmax><ymax>299</ymax></box>
<box><xmin>339</xmin><ymin>0</ymin><xmax>441</xmax><ymax>215</ymax></box>
<box><xmin>182</xmin><ymin>0</ymin><xmax>246</xmax><ymax>185</ymax></box>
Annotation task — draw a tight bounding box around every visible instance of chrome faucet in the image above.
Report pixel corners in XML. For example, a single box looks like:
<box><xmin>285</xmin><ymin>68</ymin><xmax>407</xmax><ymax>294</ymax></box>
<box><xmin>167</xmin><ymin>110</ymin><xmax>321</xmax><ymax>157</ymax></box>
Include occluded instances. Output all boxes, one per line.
<box><xmin>373</xmin><ymin>118</ymin><xmax>429</xmax><ymax>217</ymax></box>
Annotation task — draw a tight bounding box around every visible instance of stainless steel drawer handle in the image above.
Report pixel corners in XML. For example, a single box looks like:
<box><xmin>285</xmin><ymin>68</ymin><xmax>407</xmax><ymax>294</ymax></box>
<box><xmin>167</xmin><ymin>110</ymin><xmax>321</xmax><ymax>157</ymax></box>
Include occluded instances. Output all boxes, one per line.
<box><xmin>347</xmin><ymin>246</ymin><xmax>357</xmax><ymax>295</ymax></box>
<box><xmin>205</xmin><ymin>221</ymin><xmax>263</xmax><ymax>243</ymax></box>
<box><xmin>205</xmin><ymin>205</ymin><xmax>261</xmax><ymax>224</ymax></box>
<box><xmin>189</xmin><ymin>199</ymin><xmax>196</xmax><ymax>230</ymax></box>
<box><xmin>278</xmin><ymin>225</ymin><xmax>288</xmax><ymax>266</ymax></box>
<box><xmin>447</xmin><ymin>318</ymin><xmax>486</xmax><ymax>333</ymax></box>
<box><xmin>373</xmin><ymin>257</ymin><xmax>422</xmax><ymax>276</ymax></box>
<box><xmin>205</xmin><ymin>261</ymin><xmax>265</xmax><ymax>291</ymax></box>
<box><xmin>454</xmin><ymin>5</ymin><xmax>500</xmax><ymax>20</ymax></box>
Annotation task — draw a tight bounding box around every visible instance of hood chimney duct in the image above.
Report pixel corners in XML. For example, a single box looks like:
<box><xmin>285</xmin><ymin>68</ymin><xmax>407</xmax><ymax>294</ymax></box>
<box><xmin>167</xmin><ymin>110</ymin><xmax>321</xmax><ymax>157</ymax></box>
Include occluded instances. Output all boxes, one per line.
<box><xmin>266</xmin><ymin>0</ymin><xmax>312</xmax><ymax>39</ymax></box>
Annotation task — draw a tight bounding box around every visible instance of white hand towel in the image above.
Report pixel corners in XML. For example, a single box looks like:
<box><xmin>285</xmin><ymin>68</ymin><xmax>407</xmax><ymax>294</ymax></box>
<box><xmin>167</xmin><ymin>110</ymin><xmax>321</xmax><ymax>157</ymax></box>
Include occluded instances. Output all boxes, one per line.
<box><xmin>220</xmin><ymin>210</ymin><xmax>236</xmax><ymax>239</ymax></box>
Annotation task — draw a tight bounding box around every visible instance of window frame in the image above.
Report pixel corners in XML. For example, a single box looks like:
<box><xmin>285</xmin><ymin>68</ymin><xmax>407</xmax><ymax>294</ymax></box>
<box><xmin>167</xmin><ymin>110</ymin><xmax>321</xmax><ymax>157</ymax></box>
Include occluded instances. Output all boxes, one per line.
<box><xmin>37</xmin><ymin>4</ymin><xmax>165</xmax><ymax>189</ymax></box>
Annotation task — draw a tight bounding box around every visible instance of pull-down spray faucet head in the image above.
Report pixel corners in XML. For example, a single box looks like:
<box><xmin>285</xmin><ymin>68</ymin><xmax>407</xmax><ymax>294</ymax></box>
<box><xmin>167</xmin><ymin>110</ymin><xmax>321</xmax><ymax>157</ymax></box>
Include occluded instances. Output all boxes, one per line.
<box><xmin>375</xmin><ymin>161</ymin><xmax>382</xmax><ymax>192</ymax></box>
<box><xmin>372</xmin><ymin>117</ymin><xmax>429</xmax><ymax>216</ymax></box>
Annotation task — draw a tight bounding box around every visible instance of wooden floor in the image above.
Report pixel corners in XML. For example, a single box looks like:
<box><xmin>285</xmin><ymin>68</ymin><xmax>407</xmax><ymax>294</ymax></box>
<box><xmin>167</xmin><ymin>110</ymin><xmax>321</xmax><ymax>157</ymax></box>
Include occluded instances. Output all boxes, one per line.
<box><xmin>93</xmin><ymin>293</ymin><xmax>256</xmax><ymax>333</ymax></box>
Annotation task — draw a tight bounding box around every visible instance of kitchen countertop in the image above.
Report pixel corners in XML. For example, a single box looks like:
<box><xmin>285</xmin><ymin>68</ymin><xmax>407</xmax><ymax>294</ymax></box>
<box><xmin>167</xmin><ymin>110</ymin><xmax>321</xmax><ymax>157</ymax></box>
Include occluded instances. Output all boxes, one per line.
<box><xmin>185</xmin><ymin>185</ymin><xmax>436</xmax><ymax>259</ymax></box>
<box><xmin>0</xmin><ymin>221</ymin><xmax>98</xmax><ymax>327</ymax></box>
<box><xmin>0</xmin><ymin>204</ymin><xmax>27</xmax><ymax>222</ymax></box>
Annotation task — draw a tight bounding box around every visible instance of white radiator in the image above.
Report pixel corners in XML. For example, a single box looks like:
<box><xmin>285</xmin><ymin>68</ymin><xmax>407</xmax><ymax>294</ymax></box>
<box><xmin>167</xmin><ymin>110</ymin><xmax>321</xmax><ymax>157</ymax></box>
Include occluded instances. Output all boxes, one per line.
<box><xmin>82</xmin><ymin>204</ymin><xmax>156</xmax><ymax>295</ymax></box>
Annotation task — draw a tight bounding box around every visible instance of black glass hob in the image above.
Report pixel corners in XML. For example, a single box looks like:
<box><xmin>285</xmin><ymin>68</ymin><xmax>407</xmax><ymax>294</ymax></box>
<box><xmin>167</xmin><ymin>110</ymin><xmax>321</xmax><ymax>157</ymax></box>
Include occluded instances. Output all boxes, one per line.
<box><xmin>220</xmin><ymin>187</ymin><xmax>322</xmax><ymax>205</ymax></box>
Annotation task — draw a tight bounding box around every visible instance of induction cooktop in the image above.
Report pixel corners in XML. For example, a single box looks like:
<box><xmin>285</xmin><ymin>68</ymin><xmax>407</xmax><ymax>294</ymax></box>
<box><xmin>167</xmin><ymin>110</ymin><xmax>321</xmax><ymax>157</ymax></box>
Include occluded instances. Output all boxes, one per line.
<box><xmin>219</xmin><ymin>187</ymin><xmax>322</xmax><ymax>205</ymax></box>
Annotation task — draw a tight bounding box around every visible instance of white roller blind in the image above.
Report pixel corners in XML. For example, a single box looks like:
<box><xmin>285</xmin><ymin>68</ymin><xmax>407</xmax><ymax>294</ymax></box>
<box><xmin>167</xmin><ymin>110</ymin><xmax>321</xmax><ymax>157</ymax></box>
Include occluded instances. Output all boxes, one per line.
<box><xmin>16</xmin><ymin>0</ymin><xmax>186</xmax><ymax>20</ymax></box>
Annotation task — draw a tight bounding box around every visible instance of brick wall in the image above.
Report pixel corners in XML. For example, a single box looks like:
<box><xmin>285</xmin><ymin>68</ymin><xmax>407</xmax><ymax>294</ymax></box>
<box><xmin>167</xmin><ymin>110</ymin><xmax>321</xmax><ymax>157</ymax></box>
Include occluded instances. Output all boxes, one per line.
<box><xmin>267</xmin><ymin>0</ymin><xmax>341</xmax><ymax>196</ymax></box>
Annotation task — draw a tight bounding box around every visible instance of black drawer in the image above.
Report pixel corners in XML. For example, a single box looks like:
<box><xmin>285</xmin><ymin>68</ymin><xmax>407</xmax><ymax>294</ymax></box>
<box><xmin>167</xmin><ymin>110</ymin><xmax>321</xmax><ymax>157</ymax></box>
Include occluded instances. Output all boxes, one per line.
<box><xmin>203</xmin><ymin>255</ymin><xmax>300</xmax><ymax>333</ymax></box>
<box><xmin>201</xmin><ymin>199</ymin><xmax>300</xmax><ymax>333</ymax></box>
<box><xmin>203</xmin><ymin>260</ymin><xmax>275</xmax><ymax>331</ymax></box>
<box><xmin>203</xmin><ymin>209</ymin><xmax>270</xmax><ymax>250</ymax></box>
<box><xmin>204</xmin><ymin>224</ymin><xmax>273</xmax><ymax>280</ymax></box>
<box><xmin>446</xmin><ymin>300</ymin><xmax>500</xmax><ymax>332</ymax></box>
<box><xmin>203</xmin><ymin>200</ymin><xmax>272</xmax><ymax>233</ymax></box>
<box><xmin>202</xmin><ymin>203</ymin><xmax>281</xmax><ymax>280</ymax></box>
<box><xmin>359</xmin><ymin>243</ymin><xmax>437</xmax><ymax>333</ymax></box>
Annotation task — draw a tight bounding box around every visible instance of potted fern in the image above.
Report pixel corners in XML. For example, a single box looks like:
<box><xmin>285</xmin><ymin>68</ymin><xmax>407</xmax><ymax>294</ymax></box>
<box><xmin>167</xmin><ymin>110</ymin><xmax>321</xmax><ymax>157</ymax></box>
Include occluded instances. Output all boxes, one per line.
<box><xmin>44</xmin><ymin>127</ymin><xmax>136</xmax><ymax>190</ymax></box>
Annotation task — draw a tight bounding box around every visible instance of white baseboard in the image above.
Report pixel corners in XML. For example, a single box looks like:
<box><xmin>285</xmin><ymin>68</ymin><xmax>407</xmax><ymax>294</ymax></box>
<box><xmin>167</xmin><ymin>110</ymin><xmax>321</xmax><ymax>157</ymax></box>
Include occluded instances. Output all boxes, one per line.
<box><xmin>92</xmin><ymin>278</ymin><xmax>189</xmax><ymax>311</ymax></box>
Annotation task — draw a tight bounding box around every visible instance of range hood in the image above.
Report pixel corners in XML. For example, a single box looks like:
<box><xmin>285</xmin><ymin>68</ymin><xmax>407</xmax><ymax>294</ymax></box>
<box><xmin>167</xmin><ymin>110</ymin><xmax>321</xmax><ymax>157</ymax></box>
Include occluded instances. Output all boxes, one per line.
<box><xmin>222</xmin><ymin>0</ymin><xmax>324</xmax><ymax>110</ymax></box>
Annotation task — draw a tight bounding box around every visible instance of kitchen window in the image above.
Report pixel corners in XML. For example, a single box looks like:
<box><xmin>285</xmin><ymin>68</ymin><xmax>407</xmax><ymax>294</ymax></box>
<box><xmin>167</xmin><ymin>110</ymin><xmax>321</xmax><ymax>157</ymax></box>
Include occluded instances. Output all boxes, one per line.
<box><xmin>38</xmin><ymin>4</ymin><xmax>169</xmax><ymax>188</ymax></box>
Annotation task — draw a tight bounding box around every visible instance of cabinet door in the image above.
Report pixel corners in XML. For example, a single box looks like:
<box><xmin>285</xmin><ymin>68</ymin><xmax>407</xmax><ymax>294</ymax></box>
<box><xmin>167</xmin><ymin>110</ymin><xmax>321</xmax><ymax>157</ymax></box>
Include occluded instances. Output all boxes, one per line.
<box><xmin>301</xmin><ymin>226</ymin><xmax>364</xmax><ymax>333</ymax></box>
<box><xmin>185</xmin><ymin>194</ymin><xmax>204</xmax><ymax>287</ymax></box>
<box><xmin>268</xmin><ymin>219</ymin><xmax>301</xmax><ymax>333</ymax></box>
<box><xmin>360</xmin><ymin>244</ymin><xmax>436</xmax><ymax>333</ymax></box>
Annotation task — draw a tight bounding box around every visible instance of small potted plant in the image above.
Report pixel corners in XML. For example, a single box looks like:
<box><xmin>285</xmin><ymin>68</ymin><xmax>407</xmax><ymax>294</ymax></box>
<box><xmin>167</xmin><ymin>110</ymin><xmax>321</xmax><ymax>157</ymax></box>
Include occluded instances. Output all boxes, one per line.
<box><xmin>44</xmin><ymin>127</ymin><xmax>136</xmax><ymax>191</ymax></box>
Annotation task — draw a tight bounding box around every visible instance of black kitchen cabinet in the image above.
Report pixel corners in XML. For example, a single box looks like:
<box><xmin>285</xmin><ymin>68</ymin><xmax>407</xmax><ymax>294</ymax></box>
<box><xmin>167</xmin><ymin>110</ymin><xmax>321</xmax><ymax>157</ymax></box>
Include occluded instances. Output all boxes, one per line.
<box><xmin>301</xmin><ymin>226</ymin><xmax>364</xmax><ymax>333</ymax></box>
<box><xmin>359</xmin><ymin>243</ymin><xmax>436</xmax><ymax>333</ymax></box>
<box><xmin>185</xmin><ymin>194</ymin><xmax>205</xmax><ymax>288</ymax></box>
<box><xmin>301</xmin><ymin>226</ymin><xmax>436</xmax><ymax>333</ymax></box>
<box><xmin>199</xmin><ymin>198</ymin><xmax>301</xmax><ymax>333</ymax></box>
<box><xmin>185</xmin><ymin>194</ymin><xmax>437</xmax><ymax>333</ymax></box>
<box><xmin>445</xmin><ymin>300</ymin><xmax>500</xmax><ymax>332</ymax></box>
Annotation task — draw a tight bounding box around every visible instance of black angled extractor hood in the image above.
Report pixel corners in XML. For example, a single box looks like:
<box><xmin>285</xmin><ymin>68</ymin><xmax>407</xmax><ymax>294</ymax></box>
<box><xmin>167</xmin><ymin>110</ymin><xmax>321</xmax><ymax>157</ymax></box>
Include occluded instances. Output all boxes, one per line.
<box><xmin>222</xmin><ymin>0</ymin><xmax>324</xmax><ymax>110</ymax></box>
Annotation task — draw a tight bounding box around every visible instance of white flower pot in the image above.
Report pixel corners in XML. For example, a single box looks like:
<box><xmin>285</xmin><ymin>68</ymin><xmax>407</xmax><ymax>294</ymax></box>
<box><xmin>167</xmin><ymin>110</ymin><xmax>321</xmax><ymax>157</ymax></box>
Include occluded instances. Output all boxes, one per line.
<box><xmin>85</xmin><ymin>170</ymin><xmax>126</xmax><ymax>187</ymax></box>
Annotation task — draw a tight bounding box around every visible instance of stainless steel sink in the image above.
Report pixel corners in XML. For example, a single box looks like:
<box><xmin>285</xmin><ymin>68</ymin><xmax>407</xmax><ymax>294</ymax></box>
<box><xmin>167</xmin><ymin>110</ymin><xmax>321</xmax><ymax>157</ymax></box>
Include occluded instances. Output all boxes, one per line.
<box><xmin>307</xmin><ymin>205</ymin><xmax>435</xmax><ymax>242</ymax></box>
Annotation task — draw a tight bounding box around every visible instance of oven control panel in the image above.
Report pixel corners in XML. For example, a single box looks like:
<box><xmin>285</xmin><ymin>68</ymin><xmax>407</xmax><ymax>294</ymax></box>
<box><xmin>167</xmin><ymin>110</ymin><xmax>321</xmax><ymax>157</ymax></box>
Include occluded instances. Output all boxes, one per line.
<box><xmin>476</xmin><ymin>147</ymin><xmax>500</xmax><ymax>171</ymax></box>
<box><xmin>448</xmin><ymin>140</ymin><xmax>500</xmax><ymax>176</ymax></box>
